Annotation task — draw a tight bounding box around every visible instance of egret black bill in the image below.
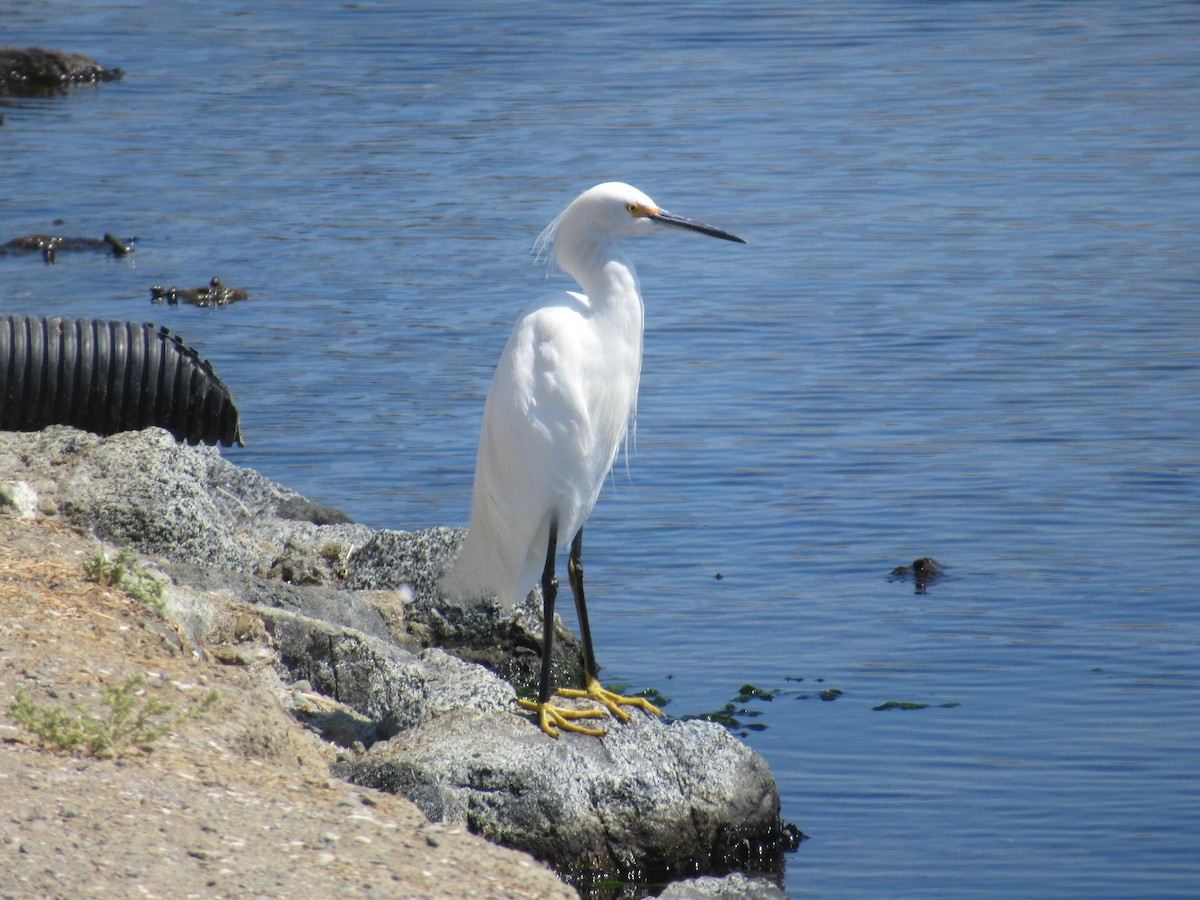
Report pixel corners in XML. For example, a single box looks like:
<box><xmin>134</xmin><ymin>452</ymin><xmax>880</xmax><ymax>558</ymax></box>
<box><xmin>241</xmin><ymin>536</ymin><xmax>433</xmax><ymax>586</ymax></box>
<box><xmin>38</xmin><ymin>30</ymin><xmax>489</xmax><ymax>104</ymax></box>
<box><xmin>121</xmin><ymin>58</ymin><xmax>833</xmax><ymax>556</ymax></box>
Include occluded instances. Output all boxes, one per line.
<box><xmin>649</xmin><ymin>209</ymin><xmax>747</xmax><ymax>244</ymax></box>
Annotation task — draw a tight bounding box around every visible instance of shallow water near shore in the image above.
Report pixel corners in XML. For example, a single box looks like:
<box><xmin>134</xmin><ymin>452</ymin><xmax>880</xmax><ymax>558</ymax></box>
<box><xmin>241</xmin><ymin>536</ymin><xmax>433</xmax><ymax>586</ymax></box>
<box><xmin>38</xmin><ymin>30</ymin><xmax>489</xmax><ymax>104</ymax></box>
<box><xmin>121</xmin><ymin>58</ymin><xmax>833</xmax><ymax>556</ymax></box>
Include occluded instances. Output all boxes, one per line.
<box><xmin>3</xmin><ymin>2</ymin><xmax>1198</xmax><ymax>896</ymax></box>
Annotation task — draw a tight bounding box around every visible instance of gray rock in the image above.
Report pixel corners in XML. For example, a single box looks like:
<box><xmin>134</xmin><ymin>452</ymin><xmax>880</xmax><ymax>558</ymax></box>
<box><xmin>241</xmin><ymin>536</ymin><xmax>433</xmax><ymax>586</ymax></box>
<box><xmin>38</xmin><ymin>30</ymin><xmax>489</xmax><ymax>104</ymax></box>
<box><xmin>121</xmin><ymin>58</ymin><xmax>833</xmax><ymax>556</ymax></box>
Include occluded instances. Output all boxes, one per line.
<box><xmin>344</xmin><ymin>525</ymin><xmax>463</xmax><ymax>597</ymax></box>
<box><xmin>159</xmin><ymin>581</ymin><xmax>221</xmax><ymax>653</ymax></box>
<box><xmin>659</xmin><ymin>872</ymin><xmax>786</xmax><ymax>899</ymax></box>
<box><xmin>335</xmin><ymin>705</ymin><xmax>789</xmax><ymax>884</ymax></box>
<box><xmin>0</xmin><ymin>426</ymin><xmax>371</xmax><ymax>574</ymax></box>
<box><xmin>0</xmin><ymin>426</ymin><xmax>798</xmax><ymax>888</ymax></box>
<box><xmin>171</xmin><ymin>563</ymin><xmax>394</xmax><ymax>644</ymax></box>
<box><xmin>346</xmin><ymin>527</ymin><xmax>585</xmax><ymax>691</ymax></box>
<box><xmin>0</xmin><ymin>427</ymin><xmax>579</xmax><ymax>687</ymax></box>
<box><xmin>258</xmin><ymin>606</ymin><xmax>513</xmax><ymax>736</ymax></box>
<box><xmin>59</xmin><ymin>427</ymin><xmax>255</xmax><ymax>568</ymax></box>
<box><xmin>0</xmin><ymin>479</ymin><xmax>38</xmax><ymax>518</ymax></box>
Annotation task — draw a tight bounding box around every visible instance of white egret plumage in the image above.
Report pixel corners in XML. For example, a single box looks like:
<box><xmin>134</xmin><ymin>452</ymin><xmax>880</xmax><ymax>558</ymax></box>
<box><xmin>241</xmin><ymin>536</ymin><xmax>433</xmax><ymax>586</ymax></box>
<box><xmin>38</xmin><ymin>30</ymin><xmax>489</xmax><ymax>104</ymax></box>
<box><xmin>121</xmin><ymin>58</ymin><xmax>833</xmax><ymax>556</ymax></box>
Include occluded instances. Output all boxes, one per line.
<box><xmin>439</xmin><ymin>182</ymin><xmax>745</xmax><ymax>738</ymax></box>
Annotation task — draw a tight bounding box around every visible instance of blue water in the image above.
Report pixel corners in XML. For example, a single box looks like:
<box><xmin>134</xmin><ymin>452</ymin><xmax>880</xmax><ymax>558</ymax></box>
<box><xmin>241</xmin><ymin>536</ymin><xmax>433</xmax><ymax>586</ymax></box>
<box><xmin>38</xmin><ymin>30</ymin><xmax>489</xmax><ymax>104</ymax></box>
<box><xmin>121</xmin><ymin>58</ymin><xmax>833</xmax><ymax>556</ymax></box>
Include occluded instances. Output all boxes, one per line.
<box><xmin>3</xmin><ymin>3</ymin><xmax>1198</xmax><ymax>896</ymax></box>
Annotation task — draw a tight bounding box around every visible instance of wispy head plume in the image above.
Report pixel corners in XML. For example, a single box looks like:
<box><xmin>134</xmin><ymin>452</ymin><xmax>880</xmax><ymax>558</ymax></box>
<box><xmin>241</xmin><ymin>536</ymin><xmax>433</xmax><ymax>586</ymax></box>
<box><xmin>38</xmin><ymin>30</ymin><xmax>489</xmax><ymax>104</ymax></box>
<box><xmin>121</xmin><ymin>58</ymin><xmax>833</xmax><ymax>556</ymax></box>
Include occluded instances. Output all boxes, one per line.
<box><xmin>531</xmin><ymin>208</ymin><xmax>563</xmax><ymax>277</ymax></box>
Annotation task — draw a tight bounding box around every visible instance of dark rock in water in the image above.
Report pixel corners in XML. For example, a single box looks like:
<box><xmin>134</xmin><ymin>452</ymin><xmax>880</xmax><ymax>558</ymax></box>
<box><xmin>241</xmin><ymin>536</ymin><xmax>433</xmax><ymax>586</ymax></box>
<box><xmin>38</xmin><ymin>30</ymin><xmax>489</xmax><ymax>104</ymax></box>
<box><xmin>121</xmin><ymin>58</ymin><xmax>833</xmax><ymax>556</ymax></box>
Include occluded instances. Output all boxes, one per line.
<box><xmin>1</xmin><ymin>233</ymin><xmax>134</xmax><ymax>264</ymax></box>
<box><xmin>151</xmin><ymin>277</ymin><xmax>248</xmax><ymax>308</ymax></box>
<box><xmin>888</xmin><ymin>556</ymin><xmax>945</xmax><ymax>594</ymax></box>
<box><xmin>0</xmin><ymin>47</ymin><xmax>124</xmax><ymax>96</ymax></box>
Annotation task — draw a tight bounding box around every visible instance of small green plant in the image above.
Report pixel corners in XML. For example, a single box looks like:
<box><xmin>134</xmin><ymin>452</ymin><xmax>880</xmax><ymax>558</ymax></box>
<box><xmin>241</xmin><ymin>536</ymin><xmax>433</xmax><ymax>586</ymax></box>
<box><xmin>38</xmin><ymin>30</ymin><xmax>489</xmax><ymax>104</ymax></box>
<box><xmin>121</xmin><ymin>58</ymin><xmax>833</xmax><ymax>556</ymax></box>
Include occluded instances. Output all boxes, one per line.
<box><xmin>9</xmin><ymin>675</ymin><xmax>219</xmax><ymax>758</ymax></box>
<box><xmin>83</xmin><ymin>548</ymin><xmax>166</xmax><ymax>615</ymax></box>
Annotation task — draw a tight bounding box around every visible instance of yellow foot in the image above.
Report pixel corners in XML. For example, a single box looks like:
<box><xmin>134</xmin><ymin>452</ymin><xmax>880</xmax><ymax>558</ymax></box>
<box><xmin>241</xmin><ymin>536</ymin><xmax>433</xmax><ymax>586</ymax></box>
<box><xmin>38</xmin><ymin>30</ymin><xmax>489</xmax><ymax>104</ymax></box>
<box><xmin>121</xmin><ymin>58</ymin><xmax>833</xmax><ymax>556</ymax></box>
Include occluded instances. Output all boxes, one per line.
<box><xmin>556</xmin><ymin>676</ymin><xmax>664</xmax><ymax>724</ymax></box>
<box><xmin>517</xmin><ymin>698</ymin><xmax>607</xmax><ymax>739</ymax></box>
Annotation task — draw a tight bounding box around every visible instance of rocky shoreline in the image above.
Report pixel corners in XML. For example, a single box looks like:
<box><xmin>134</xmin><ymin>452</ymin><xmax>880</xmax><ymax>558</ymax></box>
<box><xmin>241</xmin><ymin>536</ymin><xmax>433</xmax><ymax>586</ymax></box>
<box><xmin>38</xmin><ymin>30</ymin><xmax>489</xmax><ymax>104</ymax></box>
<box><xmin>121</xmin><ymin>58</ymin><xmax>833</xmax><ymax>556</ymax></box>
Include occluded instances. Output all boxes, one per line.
<box><xmin>1</xmin><ymin>426</ymin><xmax>794</xmax><ymax>897</ymax></box>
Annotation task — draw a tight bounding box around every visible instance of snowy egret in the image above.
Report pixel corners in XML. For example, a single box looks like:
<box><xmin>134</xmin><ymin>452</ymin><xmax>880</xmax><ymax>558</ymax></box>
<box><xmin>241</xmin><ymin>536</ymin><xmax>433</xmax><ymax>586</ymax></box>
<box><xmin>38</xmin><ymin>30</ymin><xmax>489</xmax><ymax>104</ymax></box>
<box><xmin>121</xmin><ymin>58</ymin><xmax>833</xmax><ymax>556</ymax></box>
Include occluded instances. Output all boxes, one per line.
<box><xmin>439</xmin><ymin>182</ymin><xmax>745</xmax><ymax>738</ymax></box>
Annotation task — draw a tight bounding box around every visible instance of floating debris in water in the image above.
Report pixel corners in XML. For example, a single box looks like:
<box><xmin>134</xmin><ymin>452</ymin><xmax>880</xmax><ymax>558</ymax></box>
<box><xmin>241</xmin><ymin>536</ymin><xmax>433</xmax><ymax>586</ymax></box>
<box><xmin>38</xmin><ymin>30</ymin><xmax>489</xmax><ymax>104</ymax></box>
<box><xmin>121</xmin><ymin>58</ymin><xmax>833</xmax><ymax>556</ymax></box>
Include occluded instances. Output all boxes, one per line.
<box><xmin>888</xmin><ymin>556</ymin><xmax>946</xmax><ymax>594</ymax></box>
<box><xmin>151</xmin><ymin>277</ymin><xmax>249</xmax><ymax>308</ymax></box>
<box><xmin>2</xmin><ymin>233</ymin><xmax>134</xmax><ymax>264</ymax></box>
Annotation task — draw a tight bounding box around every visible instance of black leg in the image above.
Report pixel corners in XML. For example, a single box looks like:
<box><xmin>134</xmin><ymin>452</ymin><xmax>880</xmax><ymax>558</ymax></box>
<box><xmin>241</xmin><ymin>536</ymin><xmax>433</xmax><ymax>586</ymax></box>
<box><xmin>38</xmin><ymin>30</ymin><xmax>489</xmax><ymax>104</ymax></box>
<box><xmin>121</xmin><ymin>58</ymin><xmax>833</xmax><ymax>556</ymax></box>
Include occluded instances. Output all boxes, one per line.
<box><xmin>519</xmin><ymin>519</ymin><xmax>653</xmax><ymax>737</ymax></box>
<box><xmin>567</xmin><ymin>528</ymin><xmax>600</xmax><ymax>680</ymax></box>
<box><xmin>558</xmin><ymin>525</ymin><xmax>665</xmax><ymax>724</ymax></box>
<box><xmin>538</xmin><ymin>515</ymin><xmax>559</xmax><ymax>705</ymax></box>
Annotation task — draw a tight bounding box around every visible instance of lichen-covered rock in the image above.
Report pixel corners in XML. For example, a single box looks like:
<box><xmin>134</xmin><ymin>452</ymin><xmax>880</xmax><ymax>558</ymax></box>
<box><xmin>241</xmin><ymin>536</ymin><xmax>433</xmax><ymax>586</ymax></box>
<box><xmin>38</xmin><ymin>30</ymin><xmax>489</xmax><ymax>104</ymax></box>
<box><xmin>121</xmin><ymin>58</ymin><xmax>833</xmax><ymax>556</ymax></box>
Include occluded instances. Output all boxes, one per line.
<box><xmin>659</xmin><ymin>872</ymin><xmax>787</xmax><ymax>899</ymax></box>
<box><xmin>0</xmin><ymin>426</ymin><xmax>371</xmax><ymax>572</ymax></box>
<box><xmin>0</xmin><ymin>479</ymin><xmax>38</xmax><ymax>518</ymax></box>
<box><xmin>258</xmin><ymin>605</ymin><xmax>513</xmax><ymax>735</ymax></box>
<box><xmin>335</xmin><ymin>706</ymin><xmax>792</xmax><ymax>885</ymax></box>
<box><xmin>346</xmin><ymin>527</ymin><xmax>585</xmax><ymax>690</ymax></box>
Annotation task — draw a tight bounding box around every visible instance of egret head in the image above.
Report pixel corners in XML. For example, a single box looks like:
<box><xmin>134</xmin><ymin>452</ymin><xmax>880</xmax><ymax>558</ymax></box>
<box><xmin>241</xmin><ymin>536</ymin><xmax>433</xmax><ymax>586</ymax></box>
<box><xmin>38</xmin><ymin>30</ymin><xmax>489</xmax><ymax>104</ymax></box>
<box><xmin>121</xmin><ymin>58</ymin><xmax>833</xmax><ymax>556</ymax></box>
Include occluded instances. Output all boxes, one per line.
<box><xmin>576</xmin><ymin>182</ymin><xmax>662</xmax><ymax>238</ymax></box>
<box><xmin>534</xmin><ymin>182</ymin><xmax>745</xmax><ymax>276</ymax></box>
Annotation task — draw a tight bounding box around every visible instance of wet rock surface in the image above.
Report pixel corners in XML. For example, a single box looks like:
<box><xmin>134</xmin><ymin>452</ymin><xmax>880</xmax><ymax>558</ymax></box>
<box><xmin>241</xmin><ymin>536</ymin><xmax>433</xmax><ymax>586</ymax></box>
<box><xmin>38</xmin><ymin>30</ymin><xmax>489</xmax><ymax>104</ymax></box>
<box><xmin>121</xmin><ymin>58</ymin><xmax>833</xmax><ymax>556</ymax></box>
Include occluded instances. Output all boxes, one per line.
<box><xmin>0</xmin><ymin>46</ymin><xmax>123</xmax><ymax>96</ymax></box>
<box><xmin>0</xmin><ymin>426</ymin><xmax>797</xmax><ymax>894</ymax></box>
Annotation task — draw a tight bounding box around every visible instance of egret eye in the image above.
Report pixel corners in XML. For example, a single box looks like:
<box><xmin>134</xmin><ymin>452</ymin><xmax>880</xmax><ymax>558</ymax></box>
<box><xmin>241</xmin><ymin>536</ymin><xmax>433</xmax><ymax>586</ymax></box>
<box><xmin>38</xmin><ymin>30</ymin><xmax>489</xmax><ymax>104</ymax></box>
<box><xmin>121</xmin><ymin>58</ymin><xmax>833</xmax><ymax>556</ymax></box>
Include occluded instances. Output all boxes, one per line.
<box><xmin>625</xmin><ymin>201</ymin><xmax>640</xmax><ymax>215</ymax></box>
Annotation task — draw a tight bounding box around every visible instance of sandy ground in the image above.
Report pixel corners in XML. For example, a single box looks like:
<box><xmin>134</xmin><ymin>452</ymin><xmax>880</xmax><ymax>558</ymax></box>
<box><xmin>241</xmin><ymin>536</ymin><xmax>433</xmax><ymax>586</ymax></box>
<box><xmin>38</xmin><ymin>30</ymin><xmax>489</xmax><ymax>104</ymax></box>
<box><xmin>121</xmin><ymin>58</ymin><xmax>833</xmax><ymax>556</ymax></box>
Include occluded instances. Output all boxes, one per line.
<box><xmin>0</xmin><ymin>514</ymin><xmax>577</xmax><ymax>899</ymax></box>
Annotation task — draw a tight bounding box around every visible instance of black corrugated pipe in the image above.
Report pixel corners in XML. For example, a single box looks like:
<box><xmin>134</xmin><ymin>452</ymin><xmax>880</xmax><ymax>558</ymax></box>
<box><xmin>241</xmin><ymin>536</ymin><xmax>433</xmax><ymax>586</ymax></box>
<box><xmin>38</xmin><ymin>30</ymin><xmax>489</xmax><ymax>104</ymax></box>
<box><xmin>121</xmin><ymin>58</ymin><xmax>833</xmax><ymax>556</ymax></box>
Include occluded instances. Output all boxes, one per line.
<box><xmin>0</xmin><ymin>316</ymin><xmax>243</xmax><ymax>447</ymax></box>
